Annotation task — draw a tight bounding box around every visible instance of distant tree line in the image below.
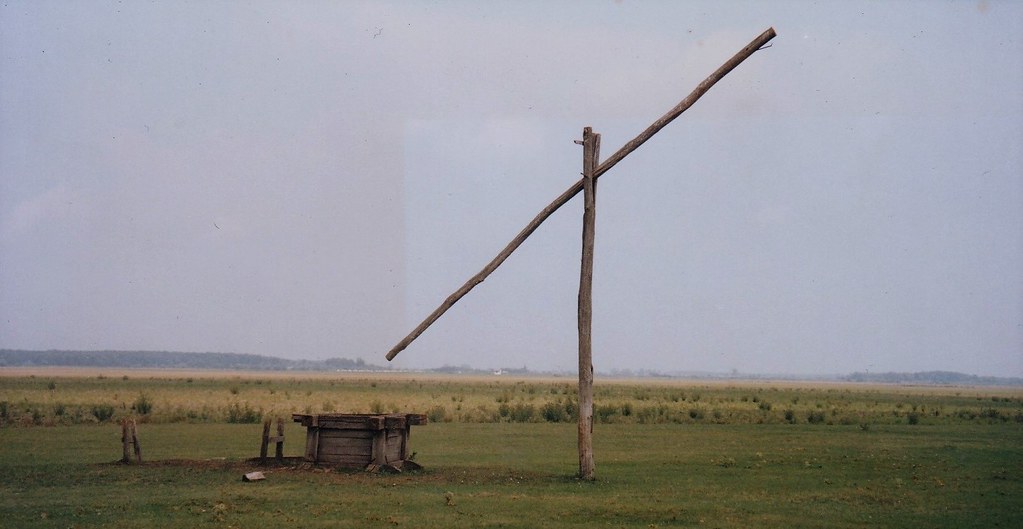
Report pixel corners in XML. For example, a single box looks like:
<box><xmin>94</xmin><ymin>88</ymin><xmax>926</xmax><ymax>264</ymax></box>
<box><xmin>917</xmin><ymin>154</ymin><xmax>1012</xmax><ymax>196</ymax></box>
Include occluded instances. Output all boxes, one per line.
<box><xmin>3</xmin><ymin>350</ymin><xmax>1017</xmax><ymax>385</ymax></box>
<box><xmin>0</xmin><ymin>349</ymin><xmax>384</xmax><ymax>372</ymax></box>
<box><xmin>843</xmin><ymin>370</ymin><xmax>1022</xmax><ymax>387</ymax></box>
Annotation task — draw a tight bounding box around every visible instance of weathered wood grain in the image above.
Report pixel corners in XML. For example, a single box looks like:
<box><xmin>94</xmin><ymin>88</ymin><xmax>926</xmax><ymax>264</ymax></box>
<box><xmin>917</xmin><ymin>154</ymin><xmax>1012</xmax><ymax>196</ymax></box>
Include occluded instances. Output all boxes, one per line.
<box><xmin>577</xmin><ymin>127</ymin><xmax>599</xmax><ymax>480</ymax></box>
<box><xmin>293</xmin><ymin>413</ymin><xmax>427</xmax><ymax>469</ymax></box>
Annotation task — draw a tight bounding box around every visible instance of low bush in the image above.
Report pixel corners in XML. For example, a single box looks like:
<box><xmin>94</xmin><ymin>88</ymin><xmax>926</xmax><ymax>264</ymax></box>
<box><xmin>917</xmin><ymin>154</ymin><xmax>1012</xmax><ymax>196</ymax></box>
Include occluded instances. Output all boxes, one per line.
<box><xmin>91</xmin><ymin>404</ymin><xmax>115</xmax><ymax>422</ymax></box>
<box><xmin>541</xmin><ymin>401</ymin><xmax>569</xmax><ymax>423</ymax></box>
<box><xmin>132</xmin><ymin>394</ymin><xmax>153</xmax><ymax>415</ymax></box>
<box><xmin>426</xmin><ymin>405</ymin><xmax>447</xmax><ymax>423</ymax></box>
<box><xmin>225</xmin><ymin>403</ymin><xmax>261</xmax><ymax>424</ymax></box>
<box><xmin>508</xmin><ymin>403</ymin><xmax>536</xmax><ymax>422</ymax></box>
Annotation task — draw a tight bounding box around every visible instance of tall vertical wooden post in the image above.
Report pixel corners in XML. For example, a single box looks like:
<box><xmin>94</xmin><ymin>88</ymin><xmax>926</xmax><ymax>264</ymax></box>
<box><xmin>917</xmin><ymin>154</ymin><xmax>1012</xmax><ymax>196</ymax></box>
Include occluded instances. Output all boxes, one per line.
<box><xmin>578</xmin><ymin>126</ymin><xmax>600</xmax><ymax>480</ymax></box>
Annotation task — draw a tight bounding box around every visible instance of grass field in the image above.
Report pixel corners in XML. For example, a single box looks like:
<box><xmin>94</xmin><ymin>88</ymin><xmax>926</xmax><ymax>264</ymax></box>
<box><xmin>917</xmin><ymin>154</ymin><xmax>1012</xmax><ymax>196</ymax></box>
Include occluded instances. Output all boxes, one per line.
<box><xmin>3</xmin><ymin>368</ymin><xmax>1021</xmax><ymax>427</ymax></box>
<box><xmin>1</xmin><ymin>369</ymin><xmax>1021</xmax><ymax>528</ymax></box>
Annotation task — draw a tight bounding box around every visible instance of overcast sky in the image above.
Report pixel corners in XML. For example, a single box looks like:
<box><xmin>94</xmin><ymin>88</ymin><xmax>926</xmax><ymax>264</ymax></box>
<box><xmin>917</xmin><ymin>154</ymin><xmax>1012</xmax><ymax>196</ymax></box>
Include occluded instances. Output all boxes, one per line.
<box><xmin>2</xmin><ymin>1</ymin><xmax>1020</xmax><ymax>376</ymax></box>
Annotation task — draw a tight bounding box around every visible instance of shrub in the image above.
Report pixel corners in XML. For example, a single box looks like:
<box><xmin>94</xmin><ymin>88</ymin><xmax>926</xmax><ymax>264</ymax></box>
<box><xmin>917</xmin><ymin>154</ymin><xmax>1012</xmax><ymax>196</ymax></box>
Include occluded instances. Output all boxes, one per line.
<box><xmin>907</xmin><ymin>412</ymin><xmax>920</xmax><ymax>425</ymax></box>
<box><xmin>784</xmin><ymin>409</ymin><xmax>796</xmax><ymax>423</ymax></box>
<box><xmin>981</xmin><ymin>408</ymin><xmax>1005</xmax><ymax>422</ymax></box>
<box><xmin>132</xmin><ymin>394</ymin><xmax>153</xmax><ymax>415</ymax></box>
<box><xmin>541</xmin><ymin>401</ymin><xmax>569</xmax><ymax>423</ymax></box>
<box><xmin>509</xmin><ymin>403</ymin><xmax>536</xmax><ymax>422</ymax></box>
<box><xmin>807</xmin><ymin>411</ymin><xmax>826</xmax><ymax>424</ymax></box>
<box><xmin>595</xmin><ymin>404</ymin><xmax>619</xmax><ymax>423</ymax></box>
<box><xmin>563</xmin><ymin>399</ymin><xmax>578</xmax><ymax>420</ymax></box>
<box><xmin>92</xmin><ymin>404</ymin><xmax>115</xmax><ymax>422</ymax></box>
<box><xmin>426</xmin><ymin>405</ymin><xmax>447</xmax><ymax>423</ymax></box>
<box><xmin>956</xmin><ymin>409</ymin><xmax>977</xmax><ymax>421</ymax></box>
<box><xmin>225</xmin><ymin>403</ymin><xmax>261</xmax><ymax>424</ymax></box>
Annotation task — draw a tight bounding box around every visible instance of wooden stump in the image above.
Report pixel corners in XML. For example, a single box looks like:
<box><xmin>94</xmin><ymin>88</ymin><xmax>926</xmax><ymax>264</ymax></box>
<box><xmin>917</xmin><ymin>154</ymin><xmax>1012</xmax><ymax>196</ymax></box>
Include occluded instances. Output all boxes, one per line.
<box><xmin>120</xmin><ymin>418</ymin><xmax>142</xmax><ymax>464</ymax></box>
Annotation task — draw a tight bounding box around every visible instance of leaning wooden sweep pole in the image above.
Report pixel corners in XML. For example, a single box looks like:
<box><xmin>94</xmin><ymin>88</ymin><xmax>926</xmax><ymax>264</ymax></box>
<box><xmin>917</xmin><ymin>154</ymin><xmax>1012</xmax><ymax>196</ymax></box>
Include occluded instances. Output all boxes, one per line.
<box><xmin>578</xmin><ymin>127</ymin><xmax>599</xmax><ymax>480</ymax></box>
<box><xmin>386</xmin><ymin>27</ymin><xmax>776</xmax><ymax>361</ymax></box>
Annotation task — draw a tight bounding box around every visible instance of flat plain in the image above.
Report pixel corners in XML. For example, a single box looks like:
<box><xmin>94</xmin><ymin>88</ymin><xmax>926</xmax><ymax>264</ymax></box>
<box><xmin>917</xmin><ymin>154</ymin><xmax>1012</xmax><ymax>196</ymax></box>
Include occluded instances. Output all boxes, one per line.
<box><xmin>1</xmin><ymin>369</ymin><xmax>1020</xmax><ymax>528</ymax></box>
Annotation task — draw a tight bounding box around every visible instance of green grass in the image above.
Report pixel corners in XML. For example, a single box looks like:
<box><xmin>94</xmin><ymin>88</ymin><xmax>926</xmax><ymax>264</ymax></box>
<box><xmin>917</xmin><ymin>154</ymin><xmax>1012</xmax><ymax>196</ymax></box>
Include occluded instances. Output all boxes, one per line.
<box><xmin>3</xmin><ymin>372</ymin><xmax>1022</xmax><ymax>527</ymax></box>
<box><xmin>1</xmin><ymin>420</ymin><xmax>1021</xmax><ymax>528</ymax></box>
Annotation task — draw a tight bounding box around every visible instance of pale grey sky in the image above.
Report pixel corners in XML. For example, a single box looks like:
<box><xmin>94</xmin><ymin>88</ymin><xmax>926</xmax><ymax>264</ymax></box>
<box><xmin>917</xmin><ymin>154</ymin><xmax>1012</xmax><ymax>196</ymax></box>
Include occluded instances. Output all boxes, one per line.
<box><xmin>2</xmin><ymin>1</ymin><xmax>1020</xmax><ymax>376</ymax></box>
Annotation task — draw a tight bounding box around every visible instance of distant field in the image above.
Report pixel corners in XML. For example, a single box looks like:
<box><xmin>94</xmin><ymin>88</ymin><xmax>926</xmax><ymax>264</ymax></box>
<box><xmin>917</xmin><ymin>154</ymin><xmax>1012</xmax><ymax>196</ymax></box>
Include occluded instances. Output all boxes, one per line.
<box><xmin>2</xmin><ymin>367</ymin><xmax>1021</xmax><ymax>427</ymax></box>
<box><xmin>1</xmin><ymin>370</ymin><xmax>1021</xmax><ymax>528</ymax></box>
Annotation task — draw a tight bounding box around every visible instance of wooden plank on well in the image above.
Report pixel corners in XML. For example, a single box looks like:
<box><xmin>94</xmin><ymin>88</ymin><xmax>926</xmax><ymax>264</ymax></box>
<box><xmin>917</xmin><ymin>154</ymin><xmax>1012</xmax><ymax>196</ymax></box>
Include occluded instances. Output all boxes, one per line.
<box><xmin>316</xmin><ymin>415</ymin><xmax>386</xmax><ymax>430</ymax></box>
<box><xmin>317</xmin><ymin>429</ymin><xmax>374</xmax><ymax>440</ymax></box>
<box><xmin>371</xmin><ymin>430</ymin><xmax>387</xmax><ymax>465</ymax></box>
<box><xmin>405</xmin><ymin>414</ymin><xmax>429</xmax><ymax>426</ymax></box>
<box><xmin>317</xmin><ymin>436</ymin><xmax>373</xmax><ymax>454</ymax></box>
<box><xmin>317</xmin><ymin>443</ymin><xmax>373</xmax><ymax>458</ymax></box>
<box><xmin>384</xmin><ymin>415</ymin><xmax>407</xmax><ymax>429</ymax></box>
<box><xmin>401</xmin><ymin>425</ymin><xmax>410</xmax><ymax>460</ymax></box>
<box><xmin>317</xmin><ymin>454</ymin><xmax>372</xmax><ymax>467</ymax></box>
<box><xmin>304</xmin><ymin>427</ymin><xmax>319</xmax><ymax>462</ymax></box>
<box><xmin>386</xmin><ymin>444</ymin><xmax>403</xmax><ymax>462</ymax></box>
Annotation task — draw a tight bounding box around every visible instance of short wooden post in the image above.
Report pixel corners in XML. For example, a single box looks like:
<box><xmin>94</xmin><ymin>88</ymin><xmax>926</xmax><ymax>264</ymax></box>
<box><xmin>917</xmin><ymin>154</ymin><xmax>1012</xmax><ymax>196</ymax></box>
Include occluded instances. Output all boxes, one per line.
<box><xmin>260</xmin><ymin>419</ymin><xmax>271</xmax><ymax>463</ymax></box>
<box><xmin>121</xmin><ymin>418</ymin><xmax>132</xmax><ymax>463</ymax></box>
<box><xmin>275</xmin><ymin>418</ymin><xmax>285</xmax><ymax>462</ymax></box>
<box><xmin>130</xmin><ymin>419</ymin><xmax>143</xmax><ymax>463</ymax></box>
<box><xmin>578</xmin><ymin>127</ymin><xmax>600</xmax><ymax>480</ymax></box>
<box><xmin>121</xmin><ymin>418</ymin><xmax>142</xmax><ymax>464</ymax></box>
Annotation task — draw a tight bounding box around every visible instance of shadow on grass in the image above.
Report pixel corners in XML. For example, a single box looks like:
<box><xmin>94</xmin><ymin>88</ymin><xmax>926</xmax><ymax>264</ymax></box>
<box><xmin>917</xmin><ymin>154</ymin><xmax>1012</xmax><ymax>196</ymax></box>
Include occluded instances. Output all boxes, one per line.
<box><xmin>102</xmin><ymin>457</ymin><xmax>587</xmax><ymax>486</ymax></box>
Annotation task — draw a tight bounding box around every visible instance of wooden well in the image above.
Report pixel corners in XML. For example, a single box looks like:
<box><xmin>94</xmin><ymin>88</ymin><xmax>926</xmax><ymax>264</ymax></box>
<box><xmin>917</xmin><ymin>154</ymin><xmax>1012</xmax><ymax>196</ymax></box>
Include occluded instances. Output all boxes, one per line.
<box><xmin>291</xmin><ymin>413</ymin><xmax>427</xmax><ymax>471</ymax></box>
